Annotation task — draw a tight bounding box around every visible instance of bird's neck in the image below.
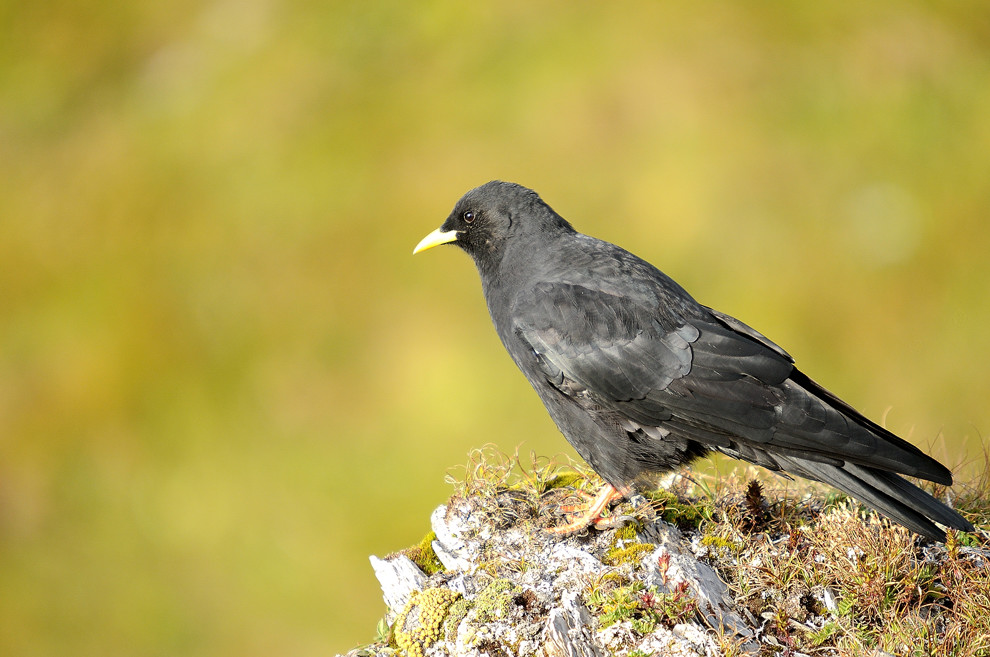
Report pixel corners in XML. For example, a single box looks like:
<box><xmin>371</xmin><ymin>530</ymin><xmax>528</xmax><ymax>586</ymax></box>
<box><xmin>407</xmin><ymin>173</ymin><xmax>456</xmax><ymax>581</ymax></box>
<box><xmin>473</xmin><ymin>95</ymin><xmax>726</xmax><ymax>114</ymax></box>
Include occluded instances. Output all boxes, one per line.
<box><xmin>477</xmin><ymin>229</ymin><xmax>569</xmax><ymax>332</ymax></box>
<box><xmin>478</xmin><ymin>260</ymin><xmax>512</xmax><ymax>318</ymax></box>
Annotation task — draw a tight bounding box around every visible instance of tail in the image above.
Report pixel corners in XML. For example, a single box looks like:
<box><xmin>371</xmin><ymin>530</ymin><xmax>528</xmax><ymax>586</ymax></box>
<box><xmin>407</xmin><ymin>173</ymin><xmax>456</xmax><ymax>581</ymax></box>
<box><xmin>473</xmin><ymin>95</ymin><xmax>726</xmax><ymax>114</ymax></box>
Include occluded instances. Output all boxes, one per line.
<box><xmin>778</xmin><ymin>370</ymin><xmax>972</xmax><ymax>541</ymax></box>
<box><xmin>695</xmin><ymin>366</ymin><xmax>974</xmax><ymax>541</ymax></box>
<box><xmin>775</xmin><ymin>455</ymin><xmax>973</xmax><ymax>542</ymax></box>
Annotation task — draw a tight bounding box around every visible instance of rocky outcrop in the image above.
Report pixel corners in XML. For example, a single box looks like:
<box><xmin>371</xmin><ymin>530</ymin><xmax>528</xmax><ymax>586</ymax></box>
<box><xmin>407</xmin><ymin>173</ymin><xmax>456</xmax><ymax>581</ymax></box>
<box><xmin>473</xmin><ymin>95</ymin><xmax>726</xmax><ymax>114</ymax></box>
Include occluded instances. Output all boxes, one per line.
<box><xmin>351</xmin><ymin>484</ymin><xmax>759</xmax><ymax>657</ymax></box>
<box><xmin>338</xmin><ymin>455</ymin><xmax>987</xmax><ymax>657</ymax></box>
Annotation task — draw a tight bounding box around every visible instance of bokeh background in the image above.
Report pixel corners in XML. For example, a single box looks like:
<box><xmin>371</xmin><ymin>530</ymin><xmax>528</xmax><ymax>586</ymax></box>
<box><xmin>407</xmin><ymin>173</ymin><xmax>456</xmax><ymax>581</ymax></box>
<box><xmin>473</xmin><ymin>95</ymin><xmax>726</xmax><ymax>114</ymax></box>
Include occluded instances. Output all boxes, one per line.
<box><xmin>2</xmin><ymin>2</ymin><xmax>989</xmax><ymax>655</ymax></box>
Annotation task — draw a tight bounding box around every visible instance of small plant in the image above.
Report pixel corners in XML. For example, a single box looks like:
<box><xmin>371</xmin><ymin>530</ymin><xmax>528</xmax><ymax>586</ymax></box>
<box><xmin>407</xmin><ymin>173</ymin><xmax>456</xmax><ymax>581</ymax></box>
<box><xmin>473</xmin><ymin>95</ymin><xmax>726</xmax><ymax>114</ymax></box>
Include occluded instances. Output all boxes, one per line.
<box><xmin>444</xmin><ymin>444</ymin><xmax>516</xmax><ymax>499</ymax></box>
<box><xmin>640</xmin><ymin>486</ymin><xmax>709</xmax><ymax>529</ymax></box>
<box><xmin>586</xmin><ymin>579</ymin><xmax>698</xmax><ymax>634</ymax></box>
<box><xmin>742</xmin><ymin>479</ymin><xmax>769</xmax><ymax>532</ymax></box>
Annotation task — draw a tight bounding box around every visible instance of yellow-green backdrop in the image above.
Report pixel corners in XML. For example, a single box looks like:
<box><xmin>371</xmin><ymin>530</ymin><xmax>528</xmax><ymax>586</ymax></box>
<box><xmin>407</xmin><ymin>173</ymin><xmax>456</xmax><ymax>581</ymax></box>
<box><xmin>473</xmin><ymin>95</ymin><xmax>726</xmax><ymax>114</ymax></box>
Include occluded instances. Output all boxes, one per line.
<box><xmin>2</xmin><ymin>2</ymin><xmax>989</xmax><ymax>655</ymax></box>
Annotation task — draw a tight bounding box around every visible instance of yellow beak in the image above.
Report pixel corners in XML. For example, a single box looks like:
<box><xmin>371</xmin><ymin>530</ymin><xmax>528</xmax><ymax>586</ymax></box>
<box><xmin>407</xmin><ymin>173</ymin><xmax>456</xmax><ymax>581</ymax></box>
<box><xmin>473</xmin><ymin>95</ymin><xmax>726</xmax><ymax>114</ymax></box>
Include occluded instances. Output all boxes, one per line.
<box><xmin>413</xmin><ymin>228</ymin><xmax>459</xmax><ymax>254</ymax></box>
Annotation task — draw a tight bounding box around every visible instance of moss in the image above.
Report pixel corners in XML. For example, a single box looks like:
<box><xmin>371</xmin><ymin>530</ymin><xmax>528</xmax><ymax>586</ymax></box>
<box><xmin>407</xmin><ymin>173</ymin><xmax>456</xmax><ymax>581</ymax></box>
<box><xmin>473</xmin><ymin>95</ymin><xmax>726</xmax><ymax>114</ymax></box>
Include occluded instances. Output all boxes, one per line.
<box><xmin>700</xmin><ymin>534</ymin><xmax>741</xmax><ymax>551</ymax></box>
<box><xmin>400</xmin><ymin>531</ymin><xmax>445</xmax><ymax>576</ymax></box>
<box><xmin>392</xmin><ymin>587</ymin><xmax>460</xmax><ymax>657</ymax></box>
<box><xmin>602</xmin><ymin>521</ymin><xmax>653</xmax><ymax>566</ymax></box>
<box><xmin>474</xmin><ymin>578</ymin><xmax>522</xmax><ymax>623</ymax></box>
<box><xmin>597</xmin><ymin>570</ymin><xmax>631</xmax><ymax>589</ymax></box>
<box><xmin>544</xmin><ymin>471</ymin><xmax>586</xmax><ymax>490</ymax></box>
<box><xmin>641</xmin><ymin>488</ymin><xmax>706</xmax><ymax>529</ymax></box>
<box><xmin>614</xmin><ymin>520</ymin><xmax>641</xmax><ymax>542</ymax></box>
<box><xmin>443</xmin><ymin>596</ymin><xmax>472</xmax><ymax>639</ymax></box>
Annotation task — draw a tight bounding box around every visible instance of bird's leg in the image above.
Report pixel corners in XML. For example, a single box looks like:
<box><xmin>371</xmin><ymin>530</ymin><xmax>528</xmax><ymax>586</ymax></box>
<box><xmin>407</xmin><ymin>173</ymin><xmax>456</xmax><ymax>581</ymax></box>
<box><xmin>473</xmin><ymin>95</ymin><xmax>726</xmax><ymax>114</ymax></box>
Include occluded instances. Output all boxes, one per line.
<box><xmin>549</xmin><ymin>483</ymin><xmax>627</xmax><ymax>535</ymax></box>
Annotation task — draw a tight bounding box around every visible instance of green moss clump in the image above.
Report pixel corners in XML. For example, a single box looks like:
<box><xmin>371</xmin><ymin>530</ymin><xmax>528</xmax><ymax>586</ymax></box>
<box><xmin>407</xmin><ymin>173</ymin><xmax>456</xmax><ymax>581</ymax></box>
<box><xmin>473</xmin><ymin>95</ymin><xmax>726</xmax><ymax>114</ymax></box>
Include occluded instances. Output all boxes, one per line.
<box><xmin>642</xmin><ymin>488</ymin><xmax>706</xmax><ymax>529</ymax></box>
<box><xmin>544</xmin><ymin>471</ymin><xmax>586</xmax><ymax>490</ymax></box>
<box><xmin>392</xmin><ymin>587</ymin><xmax>460</xmax><ymax>657</ymax></box>
<box><xmin>473</xmin><ymin>578</ymin><xmax>522</xmax><ymax>623</ymax></box>
<box><xmin>401</xmin><ymin>531</ymin><xmax>445</xmax><ymax>576</ymax></box>
<box><xmin>614</xmin><ymin>521</ymin><xmax>641</xmax><ymax>542</ymax></box>
<box><xmin>442</xmin><ymin>596</ymin><xmax>472</xmax><ymax>639</ymax></box>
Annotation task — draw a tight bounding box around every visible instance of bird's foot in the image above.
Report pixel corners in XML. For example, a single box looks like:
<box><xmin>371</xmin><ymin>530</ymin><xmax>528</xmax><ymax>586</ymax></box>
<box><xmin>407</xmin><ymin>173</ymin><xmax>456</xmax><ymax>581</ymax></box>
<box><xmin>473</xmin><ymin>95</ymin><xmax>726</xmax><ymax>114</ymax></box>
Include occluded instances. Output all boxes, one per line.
<box><xmin>557</xmin><ymin>489</ymin><xmax>596</xmax><ymax>514</ymax></box>
<box><xmin>548</xmin><ymin>484</ymin><xmax>626</xmax><ymax>535</ymax></box>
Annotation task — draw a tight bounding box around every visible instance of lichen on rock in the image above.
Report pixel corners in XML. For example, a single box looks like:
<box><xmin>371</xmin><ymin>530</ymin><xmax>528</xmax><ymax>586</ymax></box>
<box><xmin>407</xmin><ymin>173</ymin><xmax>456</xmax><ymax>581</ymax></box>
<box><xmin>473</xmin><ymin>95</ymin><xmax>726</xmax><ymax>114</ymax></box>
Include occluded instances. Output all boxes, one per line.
<box><xmin>392</xmin><ymin>587</ymin><xmax>461</xmax><ymax>657</ymax></box>
<box><xmin>352</xmin><ymin>468</ymin><xmax>756</xmax><ymax>657</ymax></box>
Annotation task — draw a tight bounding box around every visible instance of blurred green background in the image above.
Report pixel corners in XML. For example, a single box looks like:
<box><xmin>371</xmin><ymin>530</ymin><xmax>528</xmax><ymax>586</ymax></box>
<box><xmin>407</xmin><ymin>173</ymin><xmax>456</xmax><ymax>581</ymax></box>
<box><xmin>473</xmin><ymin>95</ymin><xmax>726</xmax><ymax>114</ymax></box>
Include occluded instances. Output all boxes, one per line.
<box><xmin>2</xmin><ymin>2</ymin><xmax>989</xmax><ymax>655</ymax></box>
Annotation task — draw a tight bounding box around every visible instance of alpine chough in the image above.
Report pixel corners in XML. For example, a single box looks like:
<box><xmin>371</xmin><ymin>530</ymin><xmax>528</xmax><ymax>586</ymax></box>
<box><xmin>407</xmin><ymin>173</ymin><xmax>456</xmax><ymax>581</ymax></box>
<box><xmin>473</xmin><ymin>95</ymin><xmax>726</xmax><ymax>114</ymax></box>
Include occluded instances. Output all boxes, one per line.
<box><xmin>414</xmin><ymin>181</ymin><xmax>972</xmax><ymax>541</ymax></box>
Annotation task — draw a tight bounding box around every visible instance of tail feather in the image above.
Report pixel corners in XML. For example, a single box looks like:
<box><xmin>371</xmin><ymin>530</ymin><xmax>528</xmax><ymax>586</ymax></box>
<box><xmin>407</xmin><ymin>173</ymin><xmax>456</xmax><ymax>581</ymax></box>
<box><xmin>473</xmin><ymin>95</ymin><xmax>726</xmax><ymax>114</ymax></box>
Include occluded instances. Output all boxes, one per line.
<box><xmin>787</xmin><ymin>370</ymin><xmax>954</xmax><ymax>485</ymax></box>
<box><xmin>843</xmin><ymin>463</ymin><xmax>972</xmax><ymax>530</ymax></box>
<box><xmin>775</xmin><ymin>456</ymin><xmax>973</xmax><ymax>542</ymax></box>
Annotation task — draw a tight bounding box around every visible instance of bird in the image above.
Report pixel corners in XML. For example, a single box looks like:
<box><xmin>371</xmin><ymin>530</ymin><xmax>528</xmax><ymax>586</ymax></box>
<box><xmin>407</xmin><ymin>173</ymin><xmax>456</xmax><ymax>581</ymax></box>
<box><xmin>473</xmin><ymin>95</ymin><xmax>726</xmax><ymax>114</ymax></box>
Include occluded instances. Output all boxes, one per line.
<box><xmin>413</xmin><ymin>181</ymin><xmax>973</xmax><ymax>542</ymax></box>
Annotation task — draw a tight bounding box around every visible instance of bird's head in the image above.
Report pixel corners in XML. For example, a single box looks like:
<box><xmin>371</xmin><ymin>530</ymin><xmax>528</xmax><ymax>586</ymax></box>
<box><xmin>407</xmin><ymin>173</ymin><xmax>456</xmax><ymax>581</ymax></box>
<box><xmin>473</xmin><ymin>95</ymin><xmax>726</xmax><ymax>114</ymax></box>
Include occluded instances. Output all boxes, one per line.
<box><xmin>414</xmin><ymin>181</ymin><xmax>573</xmax><ymax>271</ymax></box>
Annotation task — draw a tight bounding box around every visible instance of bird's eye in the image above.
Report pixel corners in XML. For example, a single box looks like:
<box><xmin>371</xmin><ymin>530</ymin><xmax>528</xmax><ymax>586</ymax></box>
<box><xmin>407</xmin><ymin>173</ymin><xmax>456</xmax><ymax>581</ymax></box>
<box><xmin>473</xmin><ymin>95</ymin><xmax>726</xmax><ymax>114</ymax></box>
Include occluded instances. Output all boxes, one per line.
<box><xmin>463</xmin><ymin>211</ymin><xmax>475</xmax><ymax>224</ymax></box>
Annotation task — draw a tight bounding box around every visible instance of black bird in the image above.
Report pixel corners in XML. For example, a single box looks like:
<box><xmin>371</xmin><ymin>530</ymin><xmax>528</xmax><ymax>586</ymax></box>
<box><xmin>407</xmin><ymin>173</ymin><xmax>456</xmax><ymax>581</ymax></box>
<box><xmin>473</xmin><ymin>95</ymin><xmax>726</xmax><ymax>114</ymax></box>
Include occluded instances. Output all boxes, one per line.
<box><xmin>414</xmin><ymin>181</ymin><xmax>972</xmax><ymax>541</ymax></box>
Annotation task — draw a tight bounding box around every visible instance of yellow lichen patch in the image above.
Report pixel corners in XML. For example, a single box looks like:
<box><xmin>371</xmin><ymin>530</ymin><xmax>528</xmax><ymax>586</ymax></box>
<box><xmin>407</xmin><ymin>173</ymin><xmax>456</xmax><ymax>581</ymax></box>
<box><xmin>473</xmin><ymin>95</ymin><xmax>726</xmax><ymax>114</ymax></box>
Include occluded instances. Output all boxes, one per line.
<box><xmin>603</xmin><ymin>543</ymin><xmax>656</xmax><ymax>566</ymax></box>
<box><xmin>393</xmin><ymin>587</ymin><xmax>461</xmax><ymax>657</ymax></box>
<box><xmin>602</xmin><ymin>521</ymin><xmax>653</xmax><ymax>566</ymax></box>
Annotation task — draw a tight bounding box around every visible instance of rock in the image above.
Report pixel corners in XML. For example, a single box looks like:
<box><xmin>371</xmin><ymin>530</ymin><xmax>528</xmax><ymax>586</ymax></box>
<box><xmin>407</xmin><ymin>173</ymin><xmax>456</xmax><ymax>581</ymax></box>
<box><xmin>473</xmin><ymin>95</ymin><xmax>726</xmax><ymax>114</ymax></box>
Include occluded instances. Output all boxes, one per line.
<box><xmin>639</xmin><ymin>522</ymin><xmax>752</xmax><ymax>636</ymax></box>
<box><xmin>429</xmin><ymin>504</ymin><xmax>474</xmax><ymax>572</ymax></box>
<box><xmin>544</xmin><ymin>591</ymin><xmax>601</xmax><ymax>657</ymax></box>
<box><xmin>368</xmin><ymin>554</ymin><xmax>427</xmax><ymax>619</ymax></box>
<box><xmin>350</xmin><ymin>482</ymin><xmax>761</xmax><ymax>657</ymax></box>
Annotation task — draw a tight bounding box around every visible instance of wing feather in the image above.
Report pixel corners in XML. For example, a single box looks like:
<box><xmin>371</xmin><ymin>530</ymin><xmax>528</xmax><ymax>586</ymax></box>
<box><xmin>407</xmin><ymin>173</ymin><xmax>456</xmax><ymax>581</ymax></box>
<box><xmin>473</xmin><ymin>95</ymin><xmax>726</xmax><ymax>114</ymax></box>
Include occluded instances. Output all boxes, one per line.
<box><xmin>512</xmin><ymin>280</ymin><xmax>953</xmax><ymax>485</ymax></box>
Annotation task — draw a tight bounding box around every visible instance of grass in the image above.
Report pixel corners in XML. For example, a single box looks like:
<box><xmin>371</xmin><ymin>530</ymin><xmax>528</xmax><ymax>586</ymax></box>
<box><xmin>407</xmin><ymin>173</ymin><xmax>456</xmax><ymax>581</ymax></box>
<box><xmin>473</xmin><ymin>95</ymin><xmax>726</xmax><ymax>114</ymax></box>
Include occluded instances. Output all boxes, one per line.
<box><xmin>691</xmin><ymin>469</ymin><xmax>988</xmax><ymax>656</ymax></box>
